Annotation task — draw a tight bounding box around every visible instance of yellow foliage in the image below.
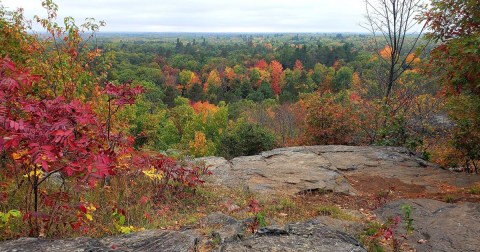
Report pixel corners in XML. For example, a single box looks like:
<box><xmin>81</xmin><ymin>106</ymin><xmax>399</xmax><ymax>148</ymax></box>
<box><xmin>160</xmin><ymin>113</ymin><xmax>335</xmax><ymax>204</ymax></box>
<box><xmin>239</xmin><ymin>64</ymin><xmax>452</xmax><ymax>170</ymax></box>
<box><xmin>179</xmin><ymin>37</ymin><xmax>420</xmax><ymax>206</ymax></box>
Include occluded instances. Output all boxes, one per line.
<box><xmin>189</xmin><ymin>131</ymin><xmax>209</xmax><ymax>157</ymax></box>
<box><xmin>11</xmin><ymin>150</ymin><xmax>28</xmax><ymax>160</ymax></box>
<box><xmin>23</xmin><ymin>170</ymin><xmax>44</xmax><ymax>179</ymax></box>
<box><xmin>259</xmin><ymin>69</ymin><xmax>271</xmax><ymax>83</ymax></box>
<box><xmin>224</xmin><ymin>67</ymin><xmax>236</xmax><ymax>81</ymax></box>
<box><xmin>86</xmin><ymin>203</ymin><xmax>97</xmax><ymax>212</ymax></box>
<box><xmin>78</xmin><ymin>203</ymin><xmax>97</xmax><ymax>222</ymax></box>
<box><xmin>352</xmin><ymin>72</ymin><xmax>362</xmax><ymax>89</ymax></box>
<box><xmin>205</xmin><ymin>70</ymin><xmax>222</xmax><ymax>91</ymax></box>
<box><xmin>380</xmin><ymin>46</ymin><xmax>393</xmax><ymax>60</ymax></box>
<box><xmin>142</xmin><ymin>167</ymin><xmax>164</xmax><ymax>181</ymax></box>
<box><xmin>406</xmin><ymin>53</ymin><xmax>421</xmax><ymax>65</ymax></box>
<box><xmin>119</xmin><ymin>225</ymin><xmax>145</xmax><ymax>234</ymax></box>
<box><xmin>116</xmin><ymin>153</ymin><xmax>132</xmax><ymax>170</ymax></box>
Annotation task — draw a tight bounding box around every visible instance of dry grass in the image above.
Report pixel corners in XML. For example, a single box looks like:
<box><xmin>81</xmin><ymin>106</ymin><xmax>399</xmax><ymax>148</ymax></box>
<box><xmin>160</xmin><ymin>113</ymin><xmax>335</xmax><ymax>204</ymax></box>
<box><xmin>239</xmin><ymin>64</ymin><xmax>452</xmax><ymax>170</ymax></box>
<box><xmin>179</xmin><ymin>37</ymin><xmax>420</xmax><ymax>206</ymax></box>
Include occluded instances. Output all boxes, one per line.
<box><xmin>1</xmin><ymin>167</ymin><xmax>362</xmax><ymax>241</ymax></box>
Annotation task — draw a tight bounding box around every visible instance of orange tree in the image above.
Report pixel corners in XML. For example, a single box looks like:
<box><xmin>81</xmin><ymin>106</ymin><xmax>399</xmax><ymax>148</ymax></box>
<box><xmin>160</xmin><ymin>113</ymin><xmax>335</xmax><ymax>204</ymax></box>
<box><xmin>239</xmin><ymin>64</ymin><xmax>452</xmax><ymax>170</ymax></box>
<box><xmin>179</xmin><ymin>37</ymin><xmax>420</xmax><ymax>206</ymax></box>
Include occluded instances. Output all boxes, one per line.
<box><xmin>303</xmin><ymin>91</ymin><xmax>362</xmax><ymax>145</ymax></box>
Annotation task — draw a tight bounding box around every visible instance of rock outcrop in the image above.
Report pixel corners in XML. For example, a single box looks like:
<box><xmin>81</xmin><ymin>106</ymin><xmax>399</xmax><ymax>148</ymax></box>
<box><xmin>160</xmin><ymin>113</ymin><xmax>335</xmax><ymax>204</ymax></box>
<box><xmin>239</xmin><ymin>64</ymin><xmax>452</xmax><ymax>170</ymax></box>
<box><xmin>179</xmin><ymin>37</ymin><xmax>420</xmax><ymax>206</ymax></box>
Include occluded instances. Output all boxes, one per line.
<box><xmin>2</xmin><ymin>146</ymin><xmax>479</xmax><ymax>252</ymax></box>
<box><xmin>201</xmin><ymin>145</ymin><xmax>480</xmax><ymax>196</ymax></box>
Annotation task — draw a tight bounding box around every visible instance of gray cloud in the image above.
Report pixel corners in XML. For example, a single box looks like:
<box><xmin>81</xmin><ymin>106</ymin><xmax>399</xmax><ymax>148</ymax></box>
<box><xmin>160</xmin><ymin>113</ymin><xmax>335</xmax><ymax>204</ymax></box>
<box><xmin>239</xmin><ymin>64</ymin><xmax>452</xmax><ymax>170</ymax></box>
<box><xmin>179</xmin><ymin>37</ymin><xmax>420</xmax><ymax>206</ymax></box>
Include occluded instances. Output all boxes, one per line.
<box><xmin>2</xmin><ymin>0</ymin><xmax>366</xmax><ymax>32</ymax></box>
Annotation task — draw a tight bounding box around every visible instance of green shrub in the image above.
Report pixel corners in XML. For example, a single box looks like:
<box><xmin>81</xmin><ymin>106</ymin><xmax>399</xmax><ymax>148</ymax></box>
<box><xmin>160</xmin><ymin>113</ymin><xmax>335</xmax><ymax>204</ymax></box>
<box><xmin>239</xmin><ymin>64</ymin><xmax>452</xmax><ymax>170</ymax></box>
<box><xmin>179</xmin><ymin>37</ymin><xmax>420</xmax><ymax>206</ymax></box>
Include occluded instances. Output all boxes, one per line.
<box><xmin>218</xmin><ymin>121</ymin><xmax>275</xmax><ymax>159</ymax></box>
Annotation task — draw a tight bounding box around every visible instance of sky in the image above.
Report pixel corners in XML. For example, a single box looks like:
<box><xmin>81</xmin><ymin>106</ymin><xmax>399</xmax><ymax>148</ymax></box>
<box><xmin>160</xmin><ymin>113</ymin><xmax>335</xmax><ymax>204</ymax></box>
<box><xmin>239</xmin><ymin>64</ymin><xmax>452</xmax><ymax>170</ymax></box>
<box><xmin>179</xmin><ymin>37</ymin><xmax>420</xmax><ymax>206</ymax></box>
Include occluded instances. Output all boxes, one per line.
<box><xmin>1</xmin><ymin>0</ymin><xmax>367</xmax><ymax>33</ymax></box>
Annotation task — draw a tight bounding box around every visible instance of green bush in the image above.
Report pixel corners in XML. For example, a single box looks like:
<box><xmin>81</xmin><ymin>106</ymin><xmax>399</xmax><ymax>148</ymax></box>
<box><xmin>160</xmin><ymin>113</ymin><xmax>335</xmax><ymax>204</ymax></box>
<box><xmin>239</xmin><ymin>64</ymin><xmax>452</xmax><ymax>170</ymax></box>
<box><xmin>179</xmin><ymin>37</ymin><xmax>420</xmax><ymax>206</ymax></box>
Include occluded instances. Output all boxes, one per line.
<box><xmin>218</xmin><ymin>121</ymin><xmax>275</xmax><ymax>159</ymax></box>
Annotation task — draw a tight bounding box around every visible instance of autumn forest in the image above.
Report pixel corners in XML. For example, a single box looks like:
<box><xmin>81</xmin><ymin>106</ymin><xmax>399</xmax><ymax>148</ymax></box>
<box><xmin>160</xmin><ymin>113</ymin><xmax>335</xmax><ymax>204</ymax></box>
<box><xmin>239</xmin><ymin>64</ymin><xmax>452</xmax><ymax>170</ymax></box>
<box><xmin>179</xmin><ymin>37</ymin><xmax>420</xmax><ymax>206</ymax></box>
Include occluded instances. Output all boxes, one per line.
<box><xmin>0</xmin><ymin>0</ymin><xmax>479</xmax><ymax>249</ymax></box>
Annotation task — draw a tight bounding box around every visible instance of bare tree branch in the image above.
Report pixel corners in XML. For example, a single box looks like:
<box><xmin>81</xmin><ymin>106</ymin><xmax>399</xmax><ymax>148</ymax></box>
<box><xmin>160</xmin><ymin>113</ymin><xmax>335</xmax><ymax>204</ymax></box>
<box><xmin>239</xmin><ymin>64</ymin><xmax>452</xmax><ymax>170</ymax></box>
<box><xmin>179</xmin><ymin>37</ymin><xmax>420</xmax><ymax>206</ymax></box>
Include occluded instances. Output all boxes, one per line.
<box><xmin>363</xmin><ymin>0</ymin><xmax>428</xmax><ymax>99</ymax></box>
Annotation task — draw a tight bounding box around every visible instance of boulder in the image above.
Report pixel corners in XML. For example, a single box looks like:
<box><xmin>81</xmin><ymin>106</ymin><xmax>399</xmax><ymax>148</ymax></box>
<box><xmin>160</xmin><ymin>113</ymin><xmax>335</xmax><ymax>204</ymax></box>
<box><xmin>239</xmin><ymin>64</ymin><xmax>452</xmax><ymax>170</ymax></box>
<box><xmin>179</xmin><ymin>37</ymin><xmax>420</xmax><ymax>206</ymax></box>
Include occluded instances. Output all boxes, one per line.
<box><xmin>200</xmin><ymin>213</ymin><xmax>250</xmax><ymax>243</ymax></box>
<box><xmin>375</xmin><ymin>199</ymin><xmax>480</xmax><ymax>252</ymax></box>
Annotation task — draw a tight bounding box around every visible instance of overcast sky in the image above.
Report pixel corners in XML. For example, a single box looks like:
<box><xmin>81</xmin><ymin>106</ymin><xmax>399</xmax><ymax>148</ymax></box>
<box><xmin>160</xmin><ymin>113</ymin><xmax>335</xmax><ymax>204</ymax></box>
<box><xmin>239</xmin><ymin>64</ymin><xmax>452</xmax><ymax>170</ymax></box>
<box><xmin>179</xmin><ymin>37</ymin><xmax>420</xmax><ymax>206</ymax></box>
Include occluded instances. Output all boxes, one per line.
<box><xmin>2</xmin><ymin>0</ymin><xmax>367</xmax><ymax>33</ymax></box>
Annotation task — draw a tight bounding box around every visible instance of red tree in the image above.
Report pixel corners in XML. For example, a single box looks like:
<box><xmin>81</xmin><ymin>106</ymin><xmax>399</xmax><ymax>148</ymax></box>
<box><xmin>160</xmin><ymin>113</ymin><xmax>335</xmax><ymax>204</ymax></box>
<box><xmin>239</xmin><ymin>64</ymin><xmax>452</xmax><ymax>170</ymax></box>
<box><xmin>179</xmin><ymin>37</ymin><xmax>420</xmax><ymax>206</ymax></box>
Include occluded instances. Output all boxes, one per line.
<box><xmin>269</xmin><ymin>60</ymin><xmax>283</xmax><ymax>96</ymax></box>
<box><xmin>294</xmin><ymin>60</ymin><xmax>304</xmax><ymax>71</ymax></box>
<box><xmin>255</xmin><ymin>59</ymin><xmax>268</xmax><ymax>70</ymax></box>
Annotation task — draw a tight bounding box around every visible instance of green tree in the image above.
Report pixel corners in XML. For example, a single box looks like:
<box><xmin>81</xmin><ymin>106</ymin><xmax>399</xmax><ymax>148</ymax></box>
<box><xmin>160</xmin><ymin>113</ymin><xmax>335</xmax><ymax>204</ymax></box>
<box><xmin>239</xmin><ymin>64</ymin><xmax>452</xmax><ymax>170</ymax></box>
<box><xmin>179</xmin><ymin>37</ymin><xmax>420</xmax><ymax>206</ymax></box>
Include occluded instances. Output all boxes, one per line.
<box><xmin>178</xmin><ymin>70</ymin><xmax>194</xmax><ymax>96</ymax></box>
<box><xmin>447</xmin><ymin>95</ymin><xmax>480</xmax><ymax>172</ymax></box>
<box><xmin>332</xmin><ymin>67</ymin><xmax>353</xmax><ymax>92</ymax></box>
<box><xmin>219</xmin><ymin>121</ymin><xmax>275</xmax><ymax>159</ymax></box>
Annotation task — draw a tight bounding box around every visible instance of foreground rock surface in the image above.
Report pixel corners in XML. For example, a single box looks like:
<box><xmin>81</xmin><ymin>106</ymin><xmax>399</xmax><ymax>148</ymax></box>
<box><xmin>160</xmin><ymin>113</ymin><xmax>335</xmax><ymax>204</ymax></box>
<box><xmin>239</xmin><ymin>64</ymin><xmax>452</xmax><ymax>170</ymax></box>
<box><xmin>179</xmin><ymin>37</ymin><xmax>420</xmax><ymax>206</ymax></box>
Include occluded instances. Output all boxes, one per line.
<box><xmin>4</xmin><ymin>199</ymin><xmax>478</xmax><ymax>252</ymax></box>
<box><xmin>201</xmin><ymin>145</ymin><xmax>480</xmax><ymax>196</ymax></box>
<box><xmin>0</xmin><ymin>216</ymin><xmax>366</xmax><ymax>252</ymax></box>
<box><xmin>219</xmin><ymin>219</ymin><xmax>366</xmax><ymax>252</ymax></box>
<box><xmin>376</xmin><ymin>199</ymin><xmax>480</xmax><ymax>252</ymax></box>
<box><xmin>3</xmin><ymin>146</ymin><xmax>479</xmax><ymax>252</ymax></box>
<box><xmin>0</xmin><ymin>229</ymin><xmax>199</xmax><ymax>252</ymax></box>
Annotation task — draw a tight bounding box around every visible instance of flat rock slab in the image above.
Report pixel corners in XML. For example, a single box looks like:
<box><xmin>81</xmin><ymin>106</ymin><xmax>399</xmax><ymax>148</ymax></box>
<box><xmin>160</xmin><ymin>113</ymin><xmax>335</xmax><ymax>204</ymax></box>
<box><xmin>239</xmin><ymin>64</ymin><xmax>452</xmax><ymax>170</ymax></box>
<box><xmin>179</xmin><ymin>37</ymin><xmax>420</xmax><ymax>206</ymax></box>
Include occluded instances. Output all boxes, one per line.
<box><xmin>200</xmin><ymin>145</ymin><xmax>480</xmax><ymax>196</ymax></box>
<box><xmin>219</xmin><ymin>219</ymin><xmax>366</xmax><ymax>252</ymax></box>
<box><xmin>0</xmin><ymin>229</ymin><xmax>199</xmax><ymax>252</ymax></box>
<box><xmin>375</xmin><ymin>199</ymin><xmax>480</xmax><ymax>252</ymax></box>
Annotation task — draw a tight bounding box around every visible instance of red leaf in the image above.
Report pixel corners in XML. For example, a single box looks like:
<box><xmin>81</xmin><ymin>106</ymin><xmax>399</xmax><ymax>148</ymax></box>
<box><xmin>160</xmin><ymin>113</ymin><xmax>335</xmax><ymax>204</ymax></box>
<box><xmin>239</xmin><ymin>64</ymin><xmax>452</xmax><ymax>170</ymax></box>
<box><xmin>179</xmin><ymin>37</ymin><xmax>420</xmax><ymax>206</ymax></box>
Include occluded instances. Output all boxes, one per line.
<box><xmin>78</xmin><ymin>204</ymin><xmax>87</xmax><ymax>214</ymax></box>
<box><xmin>3</xmin><ymin>58</ymin><xmax>16</xmax><ymax>71</ymax></box>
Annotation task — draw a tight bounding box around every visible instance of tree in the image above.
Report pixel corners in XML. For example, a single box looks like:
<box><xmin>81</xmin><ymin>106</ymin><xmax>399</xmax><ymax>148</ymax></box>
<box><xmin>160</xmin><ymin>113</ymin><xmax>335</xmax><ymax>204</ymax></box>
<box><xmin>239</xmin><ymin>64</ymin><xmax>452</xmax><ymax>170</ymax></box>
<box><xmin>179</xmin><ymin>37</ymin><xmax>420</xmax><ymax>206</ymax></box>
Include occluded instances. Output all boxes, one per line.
<box><xmin>422</xmin><ymin>0</ymin><xmax>479</xmax><ymax>41</ymax></box>
<box><xmin>205</xmin><ymin>69</ymin><xmax>221</xmax><ymax>91</ymax></box>
<box><xmin>255</xmin><ymin>59</ymin><xmax>268</xmax><ymax>70</ymax></box>
<box><xmin>421</xmin><ymin>0</ymin><xmax>480</xmax><ymax>171</ymax></box>
<box><xmin>447</xmin><ymin>95</ymin><xmax>480</xmax><ymax>173</ymax></box>
<box><xmin>0</xmin><ymin>57</ymin><xmax>143</xmax><ymax>236</ymax></box>
<box><xmin>294</xmin><ymin>60</ymin><xmax>304</xmax><ymax>71</ymax></box>
<box><xmin>271</xmin><ymin>104</ymin><xmax>299</xmax><ymax>146</ymax></box>
<box><xmin>420</xmin><ymin>0</ymin><xmax>479</xmax><ymax>95</ymax></box>
<box><xmin>363</xmin><ymin>0</ymin><xmax>426</xmax><ymax>98</ymax></box>
<box><xmin>332</xmin><ymin>67</ymin><xmax>353</xmax><ymax>92</ymax></box>
<box><xmin>303</xmin><ymin>92</ymin><xmax>360</xmax><ymax>145</ymax></box>
<box><xmin>1</xmin><ymin>0</ymin><xmax>107</xmax><ymax>101</ymax></box>
<box><xmin>178</xmin><ymin>70</ymin><xmax>194</xmax><ymax>96</ymax></box>
<box><xmin>218</xmin><ymin>121</ymin><xmax>275</xmax><ymax>159</ymax></box>
<box><xmin>269</xmin><ymin>60</ymin><xmax>283</xmax><ymax>96</ymax></box>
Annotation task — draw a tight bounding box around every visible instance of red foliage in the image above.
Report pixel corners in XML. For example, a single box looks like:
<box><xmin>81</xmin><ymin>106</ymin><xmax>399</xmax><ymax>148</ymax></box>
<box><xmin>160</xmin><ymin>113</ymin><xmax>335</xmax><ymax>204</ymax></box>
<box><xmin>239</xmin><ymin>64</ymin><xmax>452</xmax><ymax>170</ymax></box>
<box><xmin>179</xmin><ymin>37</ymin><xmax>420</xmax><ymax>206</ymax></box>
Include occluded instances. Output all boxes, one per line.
<box><xmin>104</xmin><ymin>82</ymin><xmax>144</xmax><ymax>107</ymax></box>
<box><xmin>1</xmin><ymin>57</ymin><xmax>115</xmax><ymax>182</ymax></box>
<box><xmin>248</xmin><ymin>199</ymin><xmax>262</xmax><ymax>214</ymax></box>
<box><xmin>1</xmin><ymin>56</ymin><xmax>209</xmax><ymax>236</ymax></box>
<box><xmin>294</xmin><ymin>60</ymin><xmax>304</xmax><ymax>71</ymax></box>
<box><xmin>255</xmin><ymin>59</ymin><xmax>268</xmax><ymax>70</ymax></box>
<box><xmin>269</xmin><ymin>60</ymin><xmax>283</xmax><ymax>96</ymax></box>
